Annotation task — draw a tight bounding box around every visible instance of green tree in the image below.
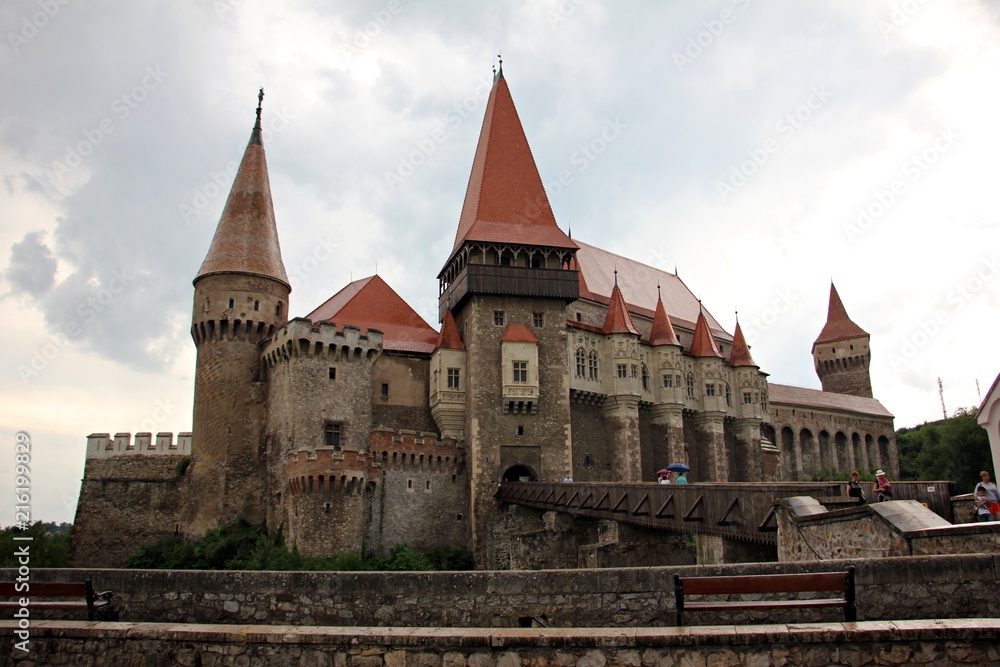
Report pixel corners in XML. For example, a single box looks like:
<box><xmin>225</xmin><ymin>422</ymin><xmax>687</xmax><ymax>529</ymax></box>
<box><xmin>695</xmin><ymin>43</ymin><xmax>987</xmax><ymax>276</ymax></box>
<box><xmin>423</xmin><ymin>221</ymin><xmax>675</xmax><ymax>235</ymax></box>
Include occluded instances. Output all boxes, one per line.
<box><xmin>896</xmin><ymin>408</ymin><xmax>993</xmax><ymax>492</ymax></box>
<box><xmin>0</xmin><ymin>522</ymin><xmax>70</xmax><ymax>568</ymax></box>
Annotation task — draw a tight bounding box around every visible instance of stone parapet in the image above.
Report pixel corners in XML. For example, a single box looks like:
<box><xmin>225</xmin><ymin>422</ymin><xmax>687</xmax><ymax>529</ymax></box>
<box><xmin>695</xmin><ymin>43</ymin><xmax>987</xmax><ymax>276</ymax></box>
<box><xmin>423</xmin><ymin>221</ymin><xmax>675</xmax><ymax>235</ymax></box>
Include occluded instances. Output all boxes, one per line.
<box><xmin>86</xmin><ymin>432</ymin><xmax>192</xmax><ymax>459</ymax></box>
<box><xmin>4</xmin><ymin>619</ymin><xmax>999</xmax><ymax>666</ymax></box>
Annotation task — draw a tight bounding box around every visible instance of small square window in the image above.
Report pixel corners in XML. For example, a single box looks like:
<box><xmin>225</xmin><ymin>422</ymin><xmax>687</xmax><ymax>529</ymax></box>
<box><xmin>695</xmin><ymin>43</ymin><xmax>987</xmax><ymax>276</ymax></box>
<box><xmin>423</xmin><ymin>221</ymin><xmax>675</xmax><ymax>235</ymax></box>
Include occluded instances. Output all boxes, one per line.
<box><xmin>228</xmin><ymin>298</ymin><xmax>235</xmax><ymax>308</ymax></box>
<box><xmin>447</xmin><ymin>368</ymin><xmax>460</xmax><ymax>389</ymax></box>
<box><xmin>706</xmin><ymin>383</ymin><xmax>716</xmax><ymax>397</ymax></box>
<box><xmin>533</xmin><ymin>312</ymin><xmax>544</xmax><ymax>328</ymax></box>
<box><xmin>324</xmin><ymin>422</ymin><xmax>343</xmax><ymax>449</ymax></box>
<box><xmin>662</xmin><ymin>374</ymin><xmax>673</xmax><ymax>388</ymax></box>
<box><xmin>329</xmin><ymin>367</ymin><xmax>337</xmax><ymax>380</ymax></box>
<box><xmin>517</xmin><ymin>425</ymin><xmax>524</xmax><ymax>436</ymax></box>
<box><xmin>617</xmin><ymin>364</ymin><xmax>627</xmax><ymax>379</ymax></box>
<box><xmin>253</xmin><ymin>300</ymin><xmax>260</xmax><ymax>311</ymax></box>
<box><xmin>381</xmin><ymin>383</ymin><xmax>389</xmax><ymax>398</ymax></box>
<box><xmin>494</xmin><ymin>310</ymin><xmax>505</xmax><ymax>326</ymax></box>
<box><xmin>743</xmin><ymin>391</ymin><xmax>753</xmax><ymax>404</ymax></box>
<box><xmin>575</xmin><ymin>312</ymin><xmax>582</xmax><ymax>322</ymax></box>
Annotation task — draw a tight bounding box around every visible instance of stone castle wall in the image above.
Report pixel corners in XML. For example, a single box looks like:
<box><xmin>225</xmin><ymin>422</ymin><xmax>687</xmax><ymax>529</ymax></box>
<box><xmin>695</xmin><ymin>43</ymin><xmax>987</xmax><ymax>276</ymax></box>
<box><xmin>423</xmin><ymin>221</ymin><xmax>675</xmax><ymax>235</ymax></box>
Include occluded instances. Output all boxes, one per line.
<box><xmin>70</xmin><ymin>434</ymin><xmax>190</xmax><ymax>567</ymax></box>
<box><xmin>10</xmin><ymin>553</ymin><xmax>999</xmax><ymax>627</ymax></box>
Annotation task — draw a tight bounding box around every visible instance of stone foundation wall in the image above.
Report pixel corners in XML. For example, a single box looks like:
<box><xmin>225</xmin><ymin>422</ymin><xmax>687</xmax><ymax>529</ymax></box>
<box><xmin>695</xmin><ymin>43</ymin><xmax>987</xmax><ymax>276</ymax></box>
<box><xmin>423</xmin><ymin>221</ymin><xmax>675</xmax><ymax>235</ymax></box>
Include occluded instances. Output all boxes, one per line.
<box><xmin>4</xmin><ymin>619</ymin><xmax>999</xmax><ymax>667</ymax></box>
<box><xmin>7</xmin><ymin>553</ymin><xmax>998</xmax><ymax>628</ymax></box>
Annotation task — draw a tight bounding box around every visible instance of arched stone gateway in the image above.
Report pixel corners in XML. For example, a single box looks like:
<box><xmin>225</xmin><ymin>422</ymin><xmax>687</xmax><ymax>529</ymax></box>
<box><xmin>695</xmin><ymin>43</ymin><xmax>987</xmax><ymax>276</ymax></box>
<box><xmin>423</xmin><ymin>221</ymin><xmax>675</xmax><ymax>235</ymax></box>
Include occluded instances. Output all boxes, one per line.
<box><xmin>502</xmin><ymin>464</ymin><xmax>539</xmax><ymax>482</ymax></box>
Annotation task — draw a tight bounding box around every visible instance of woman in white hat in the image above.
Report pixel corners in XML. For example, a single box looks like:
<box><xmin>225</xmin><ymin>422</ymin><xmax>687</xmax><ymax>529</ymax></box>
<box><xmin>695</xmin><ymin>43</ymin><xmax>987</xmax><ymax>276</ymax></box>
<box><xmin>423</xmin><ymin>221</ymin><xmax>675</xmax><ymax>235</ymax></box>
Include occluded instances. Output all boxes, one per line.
<box><xmin>873</xmin><ymin>470</ymin><xmax>892</xmax><ymax>502</ymax></box>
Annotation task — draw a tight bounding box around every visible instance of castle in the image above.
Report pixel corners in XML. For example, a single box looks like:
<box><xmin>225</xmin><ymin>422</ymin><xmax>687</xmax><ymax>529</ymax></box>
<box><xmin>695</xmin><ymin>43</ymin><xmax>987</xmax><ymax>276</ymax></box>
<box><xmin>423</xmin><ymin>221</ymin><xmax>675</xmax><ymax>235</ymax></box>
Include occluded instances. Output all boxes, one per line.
<box><xmin>71</xmin><ymin>70</ymin><xmax>898</xmax><ymax>569</ymax></box>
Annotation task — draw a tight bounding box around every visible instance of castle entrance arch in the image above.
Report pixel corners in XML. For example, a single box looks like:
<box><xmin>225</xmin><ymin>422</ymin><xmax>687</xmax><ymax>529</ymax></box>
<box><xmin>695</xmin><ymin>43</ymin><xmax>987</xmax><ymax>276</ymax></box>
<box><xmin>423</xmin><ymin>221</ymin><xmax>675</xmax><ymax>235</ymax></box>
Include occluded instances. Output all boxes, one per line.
<box><xmin>502</xmin><ymin>464</ymin><xmax>539</xmax><ymax>482</ymax></box>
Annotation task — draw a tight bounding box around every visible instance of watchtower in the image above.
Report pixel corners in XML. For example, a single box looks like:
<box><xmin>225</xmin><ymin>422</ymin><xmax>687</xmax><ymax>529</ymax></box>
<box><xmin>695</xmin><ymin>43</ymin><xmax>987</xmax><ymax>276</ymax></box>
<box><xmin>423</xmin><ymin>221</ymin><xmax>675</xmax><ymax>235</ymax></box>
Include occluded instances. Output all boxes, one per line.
<box><xmin>812</xmin><ymin>284</ymin><xmax>872</xmax><ymax>398</ymax></box>
<box><xmin>185</xmin><ymin>90</ymin><xmax>291</xmax><ymax>536</ymax></box>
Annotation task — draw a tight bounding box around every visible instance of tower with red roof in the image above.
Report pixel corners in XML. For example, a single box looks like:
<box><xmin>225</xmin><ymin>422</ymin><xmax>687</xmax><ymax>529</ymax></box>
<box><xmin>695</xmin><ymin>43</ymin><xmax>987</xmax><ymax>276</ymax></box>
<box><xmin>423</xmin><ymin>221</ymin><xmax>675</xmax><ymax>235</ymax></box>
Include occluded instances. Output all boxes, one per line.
<box><xmin>812</xmin><ymin>283</ymin><xmax>873</xmax><ymax>398</ymax></box>
<box><xmin>185</xmin><ymin>91</ymin><xmax>291</xmax><ymax>537</ymax></box>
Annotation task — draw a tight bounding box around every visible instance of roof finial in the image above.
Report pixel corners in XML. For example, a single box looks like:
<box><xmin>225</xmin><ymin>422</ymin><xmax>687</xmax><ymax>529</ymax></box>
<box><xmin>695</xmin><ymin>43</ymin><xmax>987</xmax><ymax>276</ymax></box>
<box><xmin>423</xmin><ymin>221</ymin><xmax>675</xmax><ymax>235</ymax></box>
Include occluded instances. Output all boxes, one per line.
<box><xmin>735</xmin><ymin>309</ymin><xmax>739</xmax><ymax>324</ymax></box>
<box><xmin>256</xmin><ymin>87</ymin><xmax>264</xmax><ymax>126</ymax></box>
<box><xmin>614</xmin><ymin>267</ymin><xmax>618</xmax><ymax>286</ymax></box>
<box><xmin>657</xmin><ymin>283</ymin><xmax>661</xmax><ymax>300</ymax></box>
<box><xmin>568</xmin><ymin>222</ymin><xmax>572</xmax><ymax>238</ymax></box>
<box><xmin>496</xmin><ymin>52</ymin><xmax>503</xmax><ymax>79</ymax></box>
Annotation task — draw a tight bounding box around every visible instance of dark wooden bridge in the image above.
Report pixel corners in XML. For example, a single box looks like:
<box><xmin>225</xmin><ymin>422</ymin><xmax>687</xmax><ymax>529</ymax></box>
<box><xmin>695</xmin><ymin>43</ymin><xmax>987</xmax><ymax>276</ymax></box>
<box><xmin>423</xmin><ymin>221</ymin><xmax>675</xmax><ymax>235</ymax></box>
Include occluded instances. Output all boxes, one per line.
<box><xmin>496</xmin><ymin>481</ymin><xmax>955</xmax><ymax>545</ymax></box>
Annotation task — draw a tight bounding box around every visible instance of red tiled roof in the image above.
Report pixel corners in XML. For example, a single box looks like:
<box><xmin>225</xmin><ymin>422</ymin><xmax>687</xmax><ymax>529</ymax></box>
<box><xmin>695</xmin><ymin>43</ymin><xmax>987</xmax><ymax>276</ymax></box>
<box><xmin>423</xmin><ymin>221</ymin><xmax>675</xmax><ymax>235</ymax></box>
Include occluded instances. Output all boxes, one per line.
<box><xmin>648</xmin><ymin>293</ymin><xmax>680</xmax><ymax>346</ymax></box>
<box><xmin>436</xmin><ymin>310</ymin><xmax>465</xmax><ymax>350</ymax></box>
<box><xmin>502</xmin><ymin>323</ymin><xmax>538</xmax><ymax>343</ymax></box>
<box><xmin>813</xmin><ymin>283</ymin><xmax>868</xmax><ymax>348</ymax></box>
<box><xmin>729</xmin><ymin>321</ymin><xmax>756</xmax><ymax>367</ymax></box>
<box><xmin>690</xmin><ymin>310</ymin><xmax>724</xmax><ymax>358</ymax></box>
<box><xmin>603</xmin><ymin>281</ymin><xmax>640</xmax><ymax>335</ymax></box>
<box><xmin>307</xmin><ymin>275</ymin><xmax>439</xmax><ymax>354</ymax></box>
<box><xmin>769</xmin><ymin>383</ymin><xmax>894</xmax><ymax>418</ymax></box>
<box><xmin>449</xmin><ymin>71</ymin><xmax>576</xmax><ymax>259</ymax></box>
<box><xmin>196</xmin><ymin>116</ymin><xmax>289</xmax><ymax>288</ymax></box>
<box><xmin>573</xmin><ymin>241</ymin><xmax>730</xmax><ymax>341</ymax></box>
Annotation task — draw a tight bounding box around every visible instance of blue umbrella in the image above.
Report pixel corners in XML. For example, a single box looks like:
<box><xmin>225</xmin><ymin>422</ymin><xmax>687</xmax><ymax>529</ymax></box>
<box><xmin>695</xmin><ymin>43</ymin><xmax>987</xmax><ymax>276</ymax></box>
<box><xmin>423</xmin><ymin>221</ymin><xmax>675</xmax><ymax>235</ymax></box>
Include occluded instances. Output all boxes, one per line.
<box><xmin>666</xmin><ymin>463</ymin><xmax>690</xmax><ymax>473</ymax></box>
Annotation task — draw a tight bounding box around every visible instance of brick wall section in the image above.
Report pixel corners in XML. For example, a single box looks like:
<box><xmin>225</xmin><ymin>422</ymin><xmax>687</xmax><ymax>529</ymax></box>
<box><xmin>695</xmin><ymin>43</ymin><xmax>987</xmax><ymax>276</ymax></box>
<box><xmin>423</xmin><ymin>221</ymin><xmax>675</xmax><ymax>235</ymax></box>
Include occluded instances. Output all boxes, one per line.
<box><xmin>9</xmin><ymin>554</ymin><xmax>998</xmax><ymax>627</ymax></box>
<box><xmin>70</xmin><ymin>457</ymin><xmax>185</xmax><ymax>567</ymax></box>
<box><xmin>6</xmin><ymin>620</ymin><xmax>999</xmax><ymax>666</ymax></box>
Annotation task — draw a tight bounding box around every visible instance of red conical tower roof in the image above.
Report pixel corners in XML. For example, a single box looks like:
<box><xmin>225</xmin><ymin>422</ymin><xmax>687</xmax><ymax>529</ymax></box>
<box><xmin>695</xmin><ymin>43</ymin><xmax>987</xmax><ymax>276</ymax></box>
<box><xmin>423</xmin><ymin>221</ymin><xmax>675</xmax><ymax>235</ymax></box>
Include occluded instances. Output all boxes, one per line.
<box><xmin>813</xmin><ymin>283</ymin><xmax>868</xmax><ymax>348</ymax></box>
<box><xmin>648</xmin><ymin>289</ymin><xmax>680</xmax><ymax>346</ymax></box>
<box><xmin>728</xmin><ymin>320</ymin><xmax>756</xmax><ymax>367</ymax></box>
<box><xmin>436</xmin><ymin>310</ymin><xmax>465</xmax><ymax>350</ymax></box>
<box><xmin>449</xmin><ymin>67</ymin><xmax>576</xmax><ymax>259</ymax></box>
<box><xmin>603</xmin><ymin>277</ymin><xmax>640</xmax><ymax>335</ymax></box>
<box><xmin>690</xmin><ymin>309</ymin><xmax>724</xmax><ymax>358</ymax></box>
<box><xmin>196</xmin><ymin>90</ymin><xmax>289</xmax><ymax>289</ymax></box>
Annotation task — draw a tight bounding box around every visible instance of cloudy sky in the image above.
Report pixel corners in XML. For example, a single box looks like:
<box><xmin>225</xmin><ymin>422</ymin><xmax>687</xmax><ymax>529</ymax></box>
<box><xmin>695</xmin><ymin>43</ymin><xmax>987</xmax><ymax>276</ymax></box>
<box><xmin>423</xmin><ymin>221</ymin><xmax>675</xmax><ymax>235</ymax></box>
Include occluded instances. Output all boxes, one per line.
<box><xmin>2</xmin><ymin>1</ymin><xmax>998</xmax><ymax>525</ymax></box>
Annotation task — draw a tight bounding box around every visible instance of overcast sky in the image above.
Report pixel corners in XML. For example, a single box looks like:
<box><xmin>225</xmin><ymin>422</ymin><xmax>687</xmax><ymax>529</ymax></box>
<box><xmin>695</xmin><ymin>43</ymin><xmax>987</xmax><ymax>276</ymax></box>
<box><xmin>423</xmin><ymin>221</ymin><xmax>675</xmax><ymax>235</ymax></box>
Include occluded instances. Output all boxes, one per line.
<box><xmin>2</xmin><ymin>1</ymin><xmax>998</xmax><ymax>525</ymax></box>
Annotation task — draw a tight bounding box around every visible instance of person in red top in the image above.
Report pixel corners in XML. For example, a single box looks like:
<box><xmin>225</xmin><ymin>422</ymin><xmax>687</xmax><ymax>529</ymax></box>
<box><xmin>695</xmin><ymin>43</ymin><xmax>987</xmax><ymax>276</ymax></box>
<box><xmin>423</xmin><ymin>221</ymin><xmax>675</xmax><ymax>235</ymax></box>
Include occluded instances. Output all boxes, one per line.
<box><xmin>975</xmin><ymin>471</ymin><xmax>1000</xmax><ymax>520</ymax></box>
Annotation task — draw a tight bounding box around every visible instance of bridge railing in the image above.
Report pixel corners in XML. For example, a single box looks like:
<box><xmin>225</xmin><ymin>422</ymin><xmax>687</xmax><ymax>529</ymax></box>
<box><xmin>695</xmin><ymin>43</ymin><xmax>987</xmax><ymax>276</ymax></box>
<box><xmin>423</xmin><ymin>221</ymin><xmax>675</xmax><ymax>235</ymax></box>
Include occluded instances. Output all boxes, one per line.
<box><xmin>496</xmin><ymin>480</ymin><xmax>956</xmax><ymax>545</ymax></box>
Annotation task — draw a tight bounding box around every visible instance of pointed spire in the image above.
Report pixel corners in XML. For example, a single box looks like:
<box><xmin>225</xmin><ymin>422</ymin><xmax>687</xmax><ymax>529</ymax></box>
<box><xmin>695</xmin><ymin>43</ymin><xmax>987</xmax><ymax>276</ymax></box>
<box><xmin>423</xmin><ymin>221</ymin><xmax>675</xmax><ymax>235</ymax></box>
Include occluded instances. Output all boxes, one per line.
<box><xmin>648</xmin><ymin>287</ymin><xmax>680</xmax><ymax>346</ymax></box>
<box><xmin>690</xmin><ymin>310</ymin><xmax>724</xmax><ymax>358</ymax></box>
<box><xmin>196</xmin><ymin>89</ymin><xmax>289</xmax><ymax>288</ymax></box>
<box><xmin>729</xmin><ymin>318</ymin><xmax>756</xmax><ymax>367</ymax></box>
<box><xmin>436</xmin><ymin>310</ymin><xmax>465</xmax><ymax>350</ymax></box>
<box><xmin>449</xmin><ymin>67</ymin><xmax>575</xmax><ymax>258</ymax></box>
<box><xmin>814</xmin><ymin>283</ymin><xmax>868</xmax><ymax>346</ymax></box>
<box><xmin>603</xmin><ymin>279</ymin><xmax>640</xmax><ymax>335</ymax></box>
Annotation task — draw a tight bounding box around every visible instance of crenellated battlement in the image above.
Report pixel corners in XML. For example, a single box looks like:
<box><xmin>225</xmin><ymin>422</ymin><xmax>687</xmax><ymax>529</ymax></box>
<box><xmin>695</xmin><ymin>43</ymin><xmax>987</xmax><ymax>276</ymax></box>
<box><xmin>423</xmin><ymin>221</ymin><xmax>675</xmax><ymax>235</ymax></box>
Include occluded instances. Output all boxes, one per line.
<box><xmin>191</xmin><ymin>317</ymin><xmax>278</xmax><ymax>346</ymax></box>
<box><xmin>86</xmin><ymin>432</ymin><xmax>192</xmax><ymax>459</ymax></box>
<box><xmin>262</xmin><ymin>318</ymin><xmax>383</xmax><ymax>370</ymax></box>
<box><xmin>369</xmin><ymin>428</ymin><xmax>466</xmax><ymax>474</ymax></box>
<box><xmin>286</xmin><ymin>448</ymin><xmax>380</xmax><ymax>496</ymax></box>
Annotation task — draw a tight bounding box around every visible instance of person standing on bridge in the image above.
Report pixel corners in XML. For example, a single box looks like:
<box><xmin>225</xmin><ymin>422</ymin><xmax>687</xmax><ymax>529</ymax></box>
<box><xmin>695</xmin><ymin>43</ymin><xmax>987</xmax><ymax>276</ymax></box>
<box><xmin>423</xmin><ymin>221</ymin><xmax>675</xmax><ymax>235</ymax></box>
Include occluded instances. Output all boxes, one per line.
<box><xmin>975</xmin><ymin>471</ymin><xmax>1000</xmax><ymax>520</ymax></box>
<box><xmin>847</xmin><ymin>471</ymin><xmax>866</xmax><ymax>504</ymax></box>
<box><xmin>675</xmin><ymin>472</ymin><xmax>687</xmax><ymax>484</ymax></box>
<box><xmin>873</xmin><ymin>470</ymin><xmax>892</xmax><ymax>502</ymax></box>
<box><xmin>658</xmin><ymin>471</ymin><xmax>672</xmax><ymax>484</ymax></box>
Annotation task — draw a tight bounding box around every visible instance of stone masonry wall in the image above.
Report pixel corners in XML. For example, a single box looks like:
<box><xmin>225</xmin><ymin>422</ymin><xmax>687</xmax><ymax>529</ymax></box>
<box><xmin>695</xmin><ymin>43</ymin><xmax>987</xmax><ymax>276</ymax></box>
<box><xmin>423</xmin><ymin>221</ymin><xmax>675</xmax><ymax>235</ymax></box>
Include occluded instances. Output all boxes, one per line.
<box><xmin>6</xmin><ymin>620</ymin><xmax>999</xmax><ymax>667</ymax></box>
<box><xmin>10</xmin><ymin>553</ymin><xmax>998</xmax><ymax>627</ymax></box>
<box><xmin>70</xmin><ymin>456</ymin><xmax>186</xmax><ymax>567</ymax></box>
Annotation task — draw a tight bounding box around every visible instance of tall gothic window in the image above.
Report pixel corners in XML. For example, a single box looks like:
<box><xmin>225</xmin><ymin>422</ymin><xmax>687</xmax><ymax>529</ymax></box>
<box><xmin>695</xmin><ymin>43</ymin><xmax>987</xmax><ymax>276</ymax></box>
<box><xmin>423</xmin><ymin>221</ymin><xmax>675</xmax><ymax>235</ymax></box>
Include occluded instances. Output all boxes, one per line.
<box><xmin>641</xmin><ymin>364</ymin><xmax>649</xmax><ymax>391</ymax></box>
<box><xmin>588</xmin><ymin>350</ymin><xmax>599</xmax><ymax>380</ymax></box>
<box><xmin>686</xmin><ymin>373</ymin><xmax>695</xmax><ymax>399</ymax></box>
<box><xmin>575</xmin><ymin>348</ymin><xmax>586</xmax><ymax>378</ymax></box>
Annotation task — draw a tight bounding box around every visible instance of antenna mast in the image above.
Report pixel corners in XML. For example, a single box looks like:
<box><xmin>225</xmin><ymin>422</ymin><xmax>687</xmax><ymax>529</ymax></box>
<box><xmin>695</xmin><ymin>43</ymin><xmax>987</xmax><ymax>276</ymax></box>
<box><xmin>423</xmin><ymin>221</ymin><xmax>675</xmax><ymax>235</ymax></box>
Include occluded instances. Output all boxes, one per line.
<box><xmin>937</xmin><ymin>377</ymin><xmax>947</xmax><ymax>420</ymax></box>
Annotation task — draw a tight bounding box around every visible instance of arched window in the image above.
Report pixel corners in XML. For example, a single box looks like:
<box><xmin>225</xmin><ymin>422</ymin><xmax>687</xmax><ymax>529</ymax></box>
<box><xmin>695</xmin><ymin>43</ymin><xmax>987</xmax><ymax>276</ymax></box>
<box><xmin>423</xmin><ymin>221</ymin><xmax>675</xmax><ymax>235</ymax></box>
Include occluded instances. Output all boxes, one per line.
<box><xmin>685</xmin><ymin>373</ymin><xmax>695</xmax><ymax>399</ymax></box>
<box><xmin>641</xmin><ymin>363</ymin><xmax>649</xmax><ymax>391</ymax></box>
<box><xmin>725</xmin><ymin>382</ymin><xmax>731</xmax><ymax>406</ymax></box>
<box><xmin>588</xmin><ymin>350</ymin><xmax>599</xmax><ymax>380</ymax></box>
<box><xmin>575</xmin><ymin>348</ymin><xmax>586</xmax><ymax>378</ymax></box>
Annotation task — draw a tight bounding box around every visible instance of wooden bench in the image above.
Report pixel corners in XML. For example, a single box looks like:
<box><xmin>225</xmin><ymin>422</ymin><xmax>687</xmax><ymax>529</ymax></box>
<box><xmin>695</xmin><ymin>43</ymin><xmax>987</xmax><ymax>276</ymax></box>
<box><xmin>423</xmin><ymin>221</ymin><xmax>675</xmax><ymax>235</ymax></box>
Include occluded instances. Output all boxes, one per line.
<box><xmin>673</xmin><ymin>566</ymin><xmax>855</xmax><ymax>626</ymax></box>
<box><xmin>0</xmin><ymin>580</ymin><xmax>118</xmax><ymax>621</ymax></box>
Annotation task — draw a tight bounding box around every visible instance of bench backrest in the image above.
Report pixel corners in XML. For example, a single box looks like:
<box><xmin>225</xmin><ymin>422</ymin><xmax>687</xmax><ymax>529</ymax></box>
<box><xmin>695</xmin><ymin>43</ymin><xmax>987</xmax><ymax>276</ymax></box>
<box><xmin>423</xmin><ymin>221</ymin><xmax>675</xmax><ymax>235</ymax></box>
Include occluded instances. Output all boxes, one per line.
<box><xmin>679</xmin><ymin>571</ymin><xmax>850</xmax><ymax>596</ymax></box>
<box><xmin>0</xmin><ymin>582</ymin><xmax>89</xmax><ymax>598</ymax></box>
